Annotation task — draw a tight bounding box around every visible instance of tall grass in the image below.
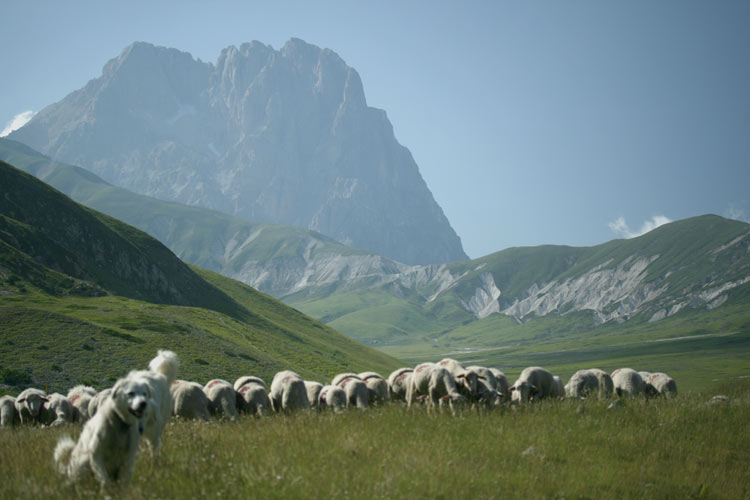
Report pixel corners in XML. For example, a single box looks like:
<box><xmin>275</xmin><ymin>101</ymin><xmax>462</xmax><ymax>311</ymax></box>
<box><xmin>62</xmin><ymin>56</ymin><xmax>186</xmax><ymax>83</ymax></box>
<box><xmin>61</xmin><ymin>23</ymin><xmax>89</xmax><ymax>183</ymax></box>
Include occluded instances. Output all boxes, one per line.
<box><xmin>1</xmin><ymin>381</ymin><xmax>749</xmax><ymax>499</ymax></box>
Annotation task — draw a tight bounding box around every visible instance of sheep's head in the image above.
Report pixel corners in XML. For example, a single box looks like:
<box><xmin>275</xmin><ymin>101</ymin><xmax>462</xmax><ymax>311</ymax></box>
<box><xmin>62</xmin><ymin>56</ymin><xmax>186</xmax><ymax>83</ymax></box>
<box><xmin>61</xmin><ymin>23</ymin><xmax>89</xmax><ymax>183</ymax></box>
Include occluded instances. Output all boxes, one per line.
<box><xmin>456</xmin><ymin>370</ymin><xmax>479</xmax><ymax>396</ymax></box>
<box><xmin>510</xmin><ymin>382</ymin><xmax>537</xmax><ymax>404</ymax></box>
<box><xmin>17</xmin><ymin>392</ymin><xmax>48</xmax><ymax>417</ymax></box>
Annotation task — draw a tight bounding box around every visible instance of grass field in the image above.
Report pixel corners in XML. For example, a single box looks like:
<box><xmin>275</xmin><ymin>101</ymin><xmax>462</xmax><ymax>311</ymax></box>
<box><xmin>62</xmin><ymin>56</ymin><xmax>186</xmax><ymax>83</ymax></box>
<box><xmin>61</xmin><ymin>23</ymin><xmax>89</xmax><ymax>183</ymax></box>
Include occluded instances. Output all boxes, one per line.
<box><xmin>1</xmin><ymin>380</ymin><xmax>748</xmax><ymax>499</ymax></box>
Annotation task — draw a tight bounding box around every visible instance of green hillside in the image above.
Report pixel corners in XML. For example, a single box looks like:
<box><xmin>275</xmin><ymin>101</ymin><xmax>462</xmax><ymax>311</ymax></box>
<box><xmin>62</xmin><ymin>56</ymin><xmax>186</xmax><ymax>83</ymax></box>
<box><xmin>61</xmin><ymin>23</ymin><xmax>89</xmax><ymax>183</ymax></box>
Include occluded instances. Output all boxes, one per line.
<box><xmin>0</xmin><ymin>160</ymin><xmax>401</xmax><ymax>393</ymax></box>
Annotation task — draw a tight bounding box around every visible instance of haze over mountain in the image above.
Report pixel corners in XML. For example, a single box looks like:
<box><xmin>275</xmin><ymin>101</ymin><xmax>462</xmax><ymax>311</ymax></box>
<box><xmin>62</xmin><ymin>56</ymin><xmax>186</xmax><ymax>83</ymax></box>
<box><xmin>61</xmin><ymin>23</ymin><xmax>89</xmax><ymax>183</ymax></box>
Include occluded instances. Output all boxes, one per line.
<box><xmin>10</xmin><ymin>39</ymin><xmax>467</xmax><ymax>266</ymax></box>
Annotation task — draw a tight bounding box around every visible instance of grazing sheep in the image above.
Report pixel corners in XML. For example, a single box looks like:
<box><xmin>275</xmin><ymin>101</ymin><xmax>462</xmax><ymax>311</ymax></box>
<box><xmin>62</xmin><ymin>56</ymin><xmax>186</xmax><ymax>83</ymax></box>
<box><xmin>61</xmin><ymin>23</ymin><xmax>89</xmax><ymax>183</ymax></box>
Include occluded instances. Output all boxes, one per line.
<box><xmin>489</xmin><ymin>368</ymin><xmax>511</xmax><ymax>404</ymax></box>
<box><xmin>332</xmin><ymin>373</ymin><xmax>369</xmax><ymax>410</ymax></box>
<box><xmin>509</xmin><ymin>367</ymin><xmax>556</xmax><ymax>404</ymax></box>
<box><xmin>304</xmin><ymin>381</ymin><xmax>324</xmax><ymax>410</ymax></box>
<box><xmin>638</xmin><ymin>371</ymin><xmax>652</xmax><ymax>383</ymax></box>
<box><xmin>0</xmin><ymin>395</ymin><xmax>19</xmax><ymax>427</ymax></box>
<box><xmin>588</xmin><ymin>368</ymin><xmax>614</xmax><ymax>398</ymax></box>
<box><xmin>14</xmin><ymin>388</ymin><xmax>48</xmax><ymax>425</ymax></box>
<box><xmin>387</xmin><ymin>368</ymin><xmax>414</xmax><ymax>402</ymax></box>
<box><xmin>66</xmin><ymin>385</ymin><xmax>97</xmax><ymax>423</ymax></box>
<box><xmin>88</xmin><ymin>388</ymin><xmax>112</xmax><ymax>419</ymax></box>
<box><xmin>407</xmin><ymin>364</ymin><xmax>465</xmax><ymax>414</ymax></box>
<box><xmin>318</xmin><ymin>385</ymin><xmax>347</xmax><ymax>412</ymax></box>
<box><xmin>611</xmin><ymin>368</ymin><xmax>644</xmax><ymax>398</ymax></box>
<box><xmin>466</xmin><ymin>366</ymin><xmax>503</xmax><ymax>407</ymax></box>
<box><xmin>552</xmin><ymin>376</ymin><xmax>565</xmax><ymax>399</ymax></box>
<box><xmin>234</xmin><ymin>377</ymin><xmax>271</xmax><ymax>417</ymax></box>
<box><xmin>171</xmin><ymin>380</ymin><xmax>210</xmax><ymax>421</ymax></box>
<box><xmin>269</xmin><ymin>371</ymin><xmax>310</xmax><ymax>413</ymax></box>
<box><xmin>565</xmin><ymin>370</ymin><xmax>600</xmax><ymax>399</ymax></box>
<box><xmin>204</xmin><ymin>379</ymin><xmax>239</xmax><ymax>420</ymax></box>
<box><xmin>437</xmin><ymin>358</ymin><xmax>481</xmax><ymax>400</ymax></box>
<box><xmin>644</xmin><ymin>373</ymin><xmax>678</xmax><ymax>398</ymax></box>
<box><xmin>358</xmin><ymin>372</ymin><xmax>390</xmax><ymax>405</ymax></box>
<box><xmin>41</xmin><ymin>393</ymin><xmax>76</xmax><ymax>427</ymax></box>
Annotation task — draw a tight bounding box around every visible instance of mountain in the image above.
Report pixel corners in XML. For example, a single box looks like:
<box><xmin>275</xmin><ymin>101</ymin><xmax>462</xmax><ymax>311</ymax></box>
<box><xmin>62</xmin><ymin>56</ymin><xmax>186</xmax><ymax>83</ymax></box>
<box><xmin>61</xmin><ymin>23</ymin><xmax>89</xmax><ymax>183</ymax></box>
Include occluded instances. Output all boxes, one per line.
<box><xmin>0</xmin><ymin>159</ymin><xmax>401</xmax><ymax>393</ymax></box>
<box><xmin>10</xmin><ymin>39</ymin><xmax>467</xmax><ymax>266</ymax></box>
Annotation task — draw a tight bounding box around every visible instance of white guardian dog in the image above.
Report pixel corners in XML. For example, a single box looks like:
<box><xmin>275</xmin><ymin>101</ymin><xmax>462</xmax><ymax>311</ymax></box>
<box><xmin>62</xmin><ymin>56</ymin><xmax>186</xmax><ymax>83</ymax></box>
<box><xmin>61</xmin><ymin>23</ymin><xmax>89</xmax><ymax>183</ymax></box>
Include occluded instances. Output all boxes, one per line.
<box><xmin>54</xmin><ymin>350</ymin><xmax>179</xmax><ymax>486</ymax></box>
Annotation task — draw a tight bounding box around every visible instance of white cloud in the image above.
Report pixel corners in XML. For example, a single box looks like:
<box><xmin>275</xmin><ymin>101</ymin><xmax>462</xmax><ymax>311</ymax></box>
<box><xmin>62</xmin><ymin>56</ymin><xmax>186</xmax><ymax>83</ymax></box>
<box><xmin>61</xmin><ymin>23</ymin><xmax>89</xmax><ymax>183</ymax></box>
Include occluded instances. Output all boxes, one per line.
<box><xmin>725</xmin><ymin>205</ymin><xmax>749</xmax><ymax>223</ymax></box>
<box><xmin>608</xmin><ymin>215</ymin><xmax>672</xmax><ymax>239</ymax></box>
<box><xmin>0</xmin><ymin>110</ymin><xmax>35</xmax><ymax>137</ymax></box>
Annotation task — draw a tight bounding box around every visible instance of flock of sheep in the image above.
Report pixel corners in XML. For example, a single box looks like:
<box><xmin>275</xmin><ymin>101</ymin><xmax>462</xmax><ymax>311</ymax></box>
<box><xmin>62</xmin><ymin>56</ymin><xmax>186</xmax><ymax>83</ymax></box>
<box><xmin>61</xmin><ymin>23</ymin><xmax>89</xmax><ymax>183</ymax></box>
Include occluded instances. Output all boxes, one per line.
<box><xmin>0</xmin><ymin>358</ymin><xmax>678</xmax><ymax>427</ymax></box>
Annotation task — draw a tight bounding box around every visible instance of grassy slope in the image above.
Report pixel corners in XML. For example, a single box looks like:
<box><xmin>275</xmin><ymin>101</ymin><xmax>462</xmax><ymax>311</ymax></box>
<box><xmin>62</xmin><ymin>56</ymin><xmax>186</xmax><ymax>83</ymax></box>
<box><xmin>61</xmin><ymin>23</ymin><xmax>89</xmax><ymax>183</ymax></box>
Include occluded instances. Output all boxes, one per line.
<box><xmin>2</xmin><ymin>380</ymin><xmax>748</xmax><ymax>499</ymax></box>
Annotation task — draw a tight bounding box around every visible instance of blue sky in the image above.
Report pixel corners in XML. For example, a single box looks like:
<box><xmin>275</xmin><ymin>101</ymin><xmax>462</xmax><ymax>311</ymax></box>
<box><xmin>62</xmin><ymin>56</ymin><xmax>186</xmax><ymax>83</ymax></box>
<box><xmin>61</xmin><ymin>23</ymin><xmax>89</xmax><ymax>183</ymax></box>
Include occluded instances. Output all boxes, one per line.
<box><xmin>2</xmin><ymin>1</ymin><xmax>748</xmax><ymax>258</ymax></box>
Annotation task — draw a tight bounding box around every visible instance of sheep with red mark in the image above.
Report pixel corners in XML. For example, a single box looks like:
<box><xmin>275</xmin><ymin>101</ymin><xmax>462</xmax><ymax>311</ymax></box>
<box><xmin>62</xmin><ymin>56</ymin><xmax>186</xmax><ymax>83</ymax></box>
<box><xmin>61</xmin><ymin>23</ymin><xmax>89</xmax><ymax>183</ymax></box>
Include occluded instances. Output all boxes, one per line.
<box><xmin>332</xmin><ymin>373</ymin><xmax>368</xmax><ymax>410</ymax></box>
<box><xmin>644</xmin><ymin>372</ymin><xmax>678</xmax><ymax>398</ymax></box>
<box><xmin>387</xmin><ymin>368</ymin><xmax>414</xmax><ymax>402</ymax></box>
<box><xmin>304</xmin><ymin>381</ymin><xmax>324</xmax><ymax>410</ymax></box>
<box><xmin>66</xmin><ymin>385</ymin><xmax>97</xmax><ymax>423</ymax></box>
<box><xmin>41</xmin><ymin>393</ymin><xmax>76</xmax><ymax>427</ymax></box>
<box><xmin>406</xmin><ymin>363</ymin><xmax>465</xmax><ymax>415</ymax></box>
<box><xmin>509</xmin><ymin>366</ymin><xmax>556</xmax><ymax>404</ymax></box>
<box><xmin>588</xmin><ymin>368</ymin><xmax>614</xmax><ymax>398</ymax></box>
<box><xmin>437</xmin><ymin>358</ymin><xmax>481</xmax><ymax>401</ymax></box>
<box><xmin>318</xmin><ymin>384</ymin><xmax>347</xmax><ymax>412</ymax></box>
<box><xmin>565</xmin><ymin>370</ymin><xmax>600</xmax><ymax>399</ymax></box>
<box><xmin>611</xmin><ymin>368</ymin><xmax>644</xmax><ymax>398</ymax></box>
<box><xmin>270</xmin><ymin>370</ymin><xmax>310</xmax><ymax>413</ymax></box>
<box><xmin>0</xmin><ymin>395</ymin><xmax>19</xmax><ymax>427</ymax></box>
<box><xmin>203</xmin><ymin>379</ymin><xmax>239</xmax><ymax>420</ymax></box>
<box><xmin>359</xmin><ymin>372</ymin><xmax>390</xmax><ymax>405</ymax></box>
<box><xmin>234</xmin><ymin>376</ymin><xmax>271</xmax><ymax>417</ymax></box>
<box><xmin>14</xmin><ymin>388</ymin><xmax>48</xmax><ymax>425</ymax></box>
<box><xmin>171</xmin><ymin>380</ymin><xmax>210</xmax><ymax>420</ymax></box>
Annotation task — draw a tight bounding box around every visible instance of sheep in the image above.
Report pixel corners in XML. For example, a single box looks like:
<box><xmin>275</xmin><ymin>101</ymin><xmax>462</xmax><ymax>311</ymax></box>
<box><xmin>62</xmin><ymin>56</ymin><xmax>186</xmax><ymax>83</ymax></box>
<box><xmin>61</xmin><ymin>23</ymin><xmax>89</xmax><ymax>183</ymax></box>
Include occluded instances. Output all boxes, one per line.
<box><xmin>14</xmin><ymin>388</ymin><xmax>48</xmax><ymax>425</ymax></box>
<box><xmin>358</xmin><ymin>372</ymin><xmax>390</xmax><ymax>405</ymax></box>
<box><xmin>87</xmin><ymin>388</ymin><xmax>111</xmax><ymax>419</ymax></box>
<box><xmin>565</xmin><ymin>370</ymin><xmax>600</xmax><ymax>399</ymax></box>
<box><xmin>588</xmin><ymin>368</ymin><xmax>614</xmax><ymax>398</ymax></box>
<box><xmin>269</xmin><ymin>371</ymin><xmax>310</xmax><ymax>413</ymax></box>
<box><xmin>638</xmin><ymin>371</ymin><xmax>652</xmax><ymax>383</ymax></box>
<box><xmin>41</xmin><ymin>393</ymin><xmax>76</xmax><ymax>427</ymax></box>
<box><xmin>0</xmin><ymin>395</ymin><xmax>19</xmax><ymax>427</ymax></box>
<box><xmin>170</xmin><ymin>380</ymin><xmax>210</xmax><ymax>421</ymax></box>
<box><xmin>611</xmin><ymin>368</ymin><xmax>644</xmax><ymax>398</ymax></box>
<box><xmin>304</xmin><ymin>381</ymin><xmax>324</xmax><ymax>410</ymax></box>
<box><xmin>437</xmin><ymin>358</ymin><xmax>481</xmax><ymax>400</ymax></box>
<box><xmin>234</xmin><ymin>376</ymin><xmax>271</xmax><ymax>417</ymax></box>
<box><xmin>466</xmin><ymin>366</ymin><xmax>503</xmax><ymax>407</ymax></box>
<box><xmin>552</xmin><ymin>376</ymin><xmax>565</xmax><ymax>399</ymax></box>
<box><xmin>204</xmin><ymin>379</ymin><xmax>239</xmax><ymax>420</ymax></box>
<box><xmin>406</xmin><ymin>364</ymin><xmax>465</xmax><ymax>414</ymax></box>
<box><xmin>489</xmin><ymin>368</ymin><xmax>511</xmax><ymax>404</ymax></box>
<box><xmin>644</xmin><ymin>372</ymin><xmax>678</xmax><ymax>398</ymax></box>
<box><xmin>387</xmin><ymin>368</ymin><xmax>414</xmax><ymax>402</ymax></box>
<box><xmin>318</xmin><ymin>385</ymin><xmax>347</xmax><ymax>412</ymax></box>
<box><xmin>509</xmin><ymin>367</ymin><xmax>556</xmax><ymax>404</ymax></box>
<box><xmin>66</xmin><ymin>385</ymin><xmax>97</xmax><ymax>423</ymax></box>
<box><xmin>332</xmin><ymin>373</ymin><xmax>368</xmax><ymax>410</ymax></box>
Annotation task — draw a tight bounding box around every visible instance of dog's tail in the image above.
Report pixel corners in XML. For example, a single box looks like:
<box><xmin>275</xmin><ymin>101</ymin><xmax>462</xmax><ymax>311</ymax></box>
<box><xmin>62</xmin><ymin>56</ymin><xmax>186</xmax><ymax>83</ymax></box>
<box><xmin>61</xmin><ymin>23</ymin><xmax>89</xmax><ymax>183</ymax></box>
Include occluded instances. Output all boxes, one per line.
<box><xmin>149</xmin><ymin>349</ymin><xmax>180</xmax><ymax>385</ymax></box>
<box><xmin>54</xmin><ymin>435</ymin><xmax>75</xmax><ymax>476</ymax></box>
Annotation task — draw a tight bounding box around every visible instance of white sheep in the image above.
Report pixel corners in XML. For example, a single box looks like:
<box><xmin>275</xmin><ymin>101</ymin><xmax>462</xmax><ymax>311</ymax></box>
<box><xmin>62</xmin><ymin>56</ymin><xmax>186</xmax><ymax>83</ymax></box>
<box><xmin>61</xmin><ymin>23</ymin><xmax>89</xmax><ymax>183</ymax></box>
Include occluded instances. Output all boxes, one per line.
<box><xmin>565</xmin><ymin>370</ymin><xmax>601</xmax><ymax>399</ymax></box>
<box><xmin>203</xmin><ymin>379</ymin><xmax>239</xmax><ymax>420</ymax></box>
<box><xmin>304</xmin><ymin>381</ymin><xmax>324</xmax><ymax>410</ymax></box>
<box><xmin>489</xmin><ymin>368</ymin><xmax>511</xmax><ymax>404</ymax></box>
<box><xmin>14</xmin><ymin>388</ymin><xmax>48</xmax><ymax>425</ymax></box>
<box><xmin>588</xmin><ymin>368</ymin><xmax>614</xmax><ymax>398</ymax></box>
<box><xmin>552</xmin><ymin>376</ymin><xmax>565</xmax><ymax>399</ymax></box>
<box><xmin>638</xmin><ymin>371</ymin><xmax>652</xmax><ymax>383</ymax></box>
<box><xmin>644</xmin><ymin>372</ymin><xmax>678</xmax><ymax>398</ymax></box>
<box><xmin>87</xmin><ymin>388</ymin><xmax>111</xmax><ymax>419</ymax></box>
<box><xmin>41</xmin><ymin>393</ymin><xmax>76</xmax><ymax>427</ymax></box>
<box><xmin>406</xmin><ymin>364</ymin><xmax>465</xmax><ymax>414</ymax></box>
<box><xmin>0</xmin><ymin>395</ymin><xmax>19</xmax><ymax>427</ymax></box>
<box><xmin>611</xmin><ymin>368</ymin><xmax>644</xmax><ymax>398</ymax></box>
<box><xmin>318</xmin><ymin>384</ymin><xmax>347</xmax><ymax>412</ymax></box>
<box><xmin>234</xmin><ymin>376</ymin><xmax>271</xmax><ymax>417</ymax></box>
<box><xmin>332</xmin><ymin>373</ymin><xmax>368</xmax><ymax>410</ymax></box>
<box><xmin>358</xmin><ymin>372</ymin><xmax>390</xmax><ymax>405</ymax></box>
<box><xmin>66</xmin><ymin>385</ymin><xmax>97</xmax><ymax>423</ymax></box>
<box><xmin>437</xmin><ymin>358</ymin><xmax>481</xmax><ymax>400</ymax></box>
<box><xmin>269</xmin><ymin>371</ymin><xmax>310</xmax><ymax>413</ymax></box>
<box><xmin>466</xmin><ymin>366</ymin><xmax>503</xmax><ymax>407</ymax></box>
<box><xmin>170</xmin><ymin>380</ymin><xmax>211</xmax><ymax>421</ymax></box>
<box><xmin>509</xmin><ymin>366</ymin><xmax>556</xmax><ymax>404</ymax></box>
<box><xmin>387</xmin><ymin>368</ymin><xmax>414</xmax><ymax>402</ymax></box>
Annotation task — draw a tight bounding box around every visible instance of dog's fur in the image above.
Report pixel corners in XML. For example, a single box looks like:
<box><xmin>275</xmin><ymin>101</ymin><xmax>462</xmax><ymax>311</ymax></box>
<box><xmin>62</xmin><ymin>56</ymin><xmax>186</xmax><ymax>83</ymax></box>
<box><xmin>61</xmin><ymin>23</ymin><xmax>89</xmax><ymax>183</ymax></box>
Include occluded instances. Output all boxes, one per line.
<box><xmin>54</xmin><ymin>350</ymin><xmax>179</xmax><ymax>486</ymax></box>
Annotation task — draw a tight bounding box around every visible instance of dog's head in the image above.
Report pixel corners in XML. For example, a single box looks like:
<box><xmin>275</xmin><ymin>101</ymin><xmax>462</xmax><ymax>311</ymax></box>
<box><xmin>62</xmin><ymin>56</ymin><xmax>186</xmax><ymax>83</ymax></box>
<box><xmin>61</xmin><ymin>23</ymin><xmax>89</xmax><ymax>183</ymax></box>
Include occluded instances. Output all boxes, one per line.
<box><xmin>111</xmin><ymin>378</ymin><xmax>151</xmax><ymax>425</ymax></box>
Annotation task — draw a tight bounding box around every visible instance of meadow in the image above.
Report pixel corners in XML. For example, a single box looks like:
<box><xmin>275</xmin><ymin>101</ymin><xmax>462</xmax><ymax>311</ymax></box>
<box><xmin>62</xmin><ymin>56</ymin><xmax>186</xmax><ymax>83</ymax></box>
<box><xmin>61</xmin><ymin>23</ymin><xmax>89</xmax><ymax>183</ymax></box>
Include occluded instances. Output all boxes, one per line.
<box><xmin>1</xmin><ymin>379</ymin><xmax>748</xmax><ymax>499</ymax></box>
